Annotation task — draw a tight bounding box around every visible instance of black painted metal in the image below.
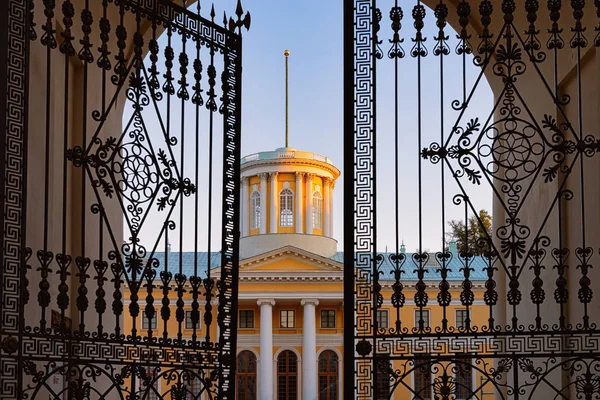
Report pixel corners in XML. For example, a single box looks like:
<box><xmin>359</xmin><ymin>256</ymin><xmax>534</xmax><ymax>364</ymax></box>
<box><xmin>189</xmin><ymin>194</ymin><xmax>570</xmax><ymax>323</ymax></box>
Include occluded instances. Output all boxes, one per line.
<box><xmin>0</xmin><ymin>0</ymin><xmax>247</xmax><ymax>399</ymax></box>
<box><xmin>345</xmin><ymin>0</ymin><xmax>600</xmax><ymax>399</ymax></box>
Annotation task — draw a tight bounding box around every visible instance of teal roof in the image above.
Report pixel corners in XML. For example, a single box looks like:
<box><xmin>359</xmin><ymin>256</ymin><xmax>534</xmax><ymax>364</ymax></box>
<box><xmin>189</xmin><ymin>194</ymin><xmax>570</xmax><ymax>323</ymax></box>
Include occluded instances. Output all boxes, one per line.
<box><xmin>331</xmin><ymin>252</ymin><xmax>491</xmax><ymax>281</ymax></box>
<box><xmin>151</xmin><ymin>251</ymin><xmax>490</xmax><ymax>281</ymax></box>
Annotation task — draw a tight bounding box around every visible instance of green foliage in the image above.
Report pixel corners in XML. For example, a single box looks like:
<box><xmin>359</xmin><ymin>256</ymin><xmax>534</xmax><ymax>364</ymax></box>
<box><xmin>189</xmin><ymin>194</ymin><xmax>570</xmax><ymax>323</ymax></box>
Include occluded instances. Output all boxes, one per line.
<box><xmin>448</xmin><ymin>209</ymin><xmax>492</xmax><ymax>256</ymax></box>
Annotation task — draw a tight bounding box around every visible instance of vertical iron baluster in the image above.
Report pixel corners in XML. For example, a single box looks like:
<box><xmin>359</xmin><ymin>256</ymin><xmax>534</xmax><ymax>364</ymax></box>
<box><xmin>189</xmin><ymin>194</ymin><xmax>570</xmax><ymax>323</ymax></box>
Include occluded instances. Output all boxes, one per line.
<box><xmin>434</xmin><ymin>0</ymin><xmax>451</xmax><ymax>334</ymax></box>
<box><xmin>96</xmin><ymin>0</ymin><xmax>111</xmax><ymax>119</ymax></box>
<box><xmin>38</xmin><ymin>0</ymin><xmax>57</xmax><ymax>334</ymax></box>
<box><xmin>60</xmin><ymin>0</ymin><xmax>76</xmax><ymax>338</ymax></box>
<box><xmin>161</xmin><ymin>223</ymin><xmax>174</xmax><ymax>342</ymax></box>
<box><xmin>192</xmin><ymin>0</ymin><xmax>204</xmax><ymax>347</ymax></box>
<box><xmin>76</xmin><ymin>0</ymin><xmax>94</xmax><ymax>335</ymax></box>
<box><xmin>177</xmin><ymin>16</ymin><xmax>189</xmax><ymax>347</ymax></box>
<box><xmin>529</xmin><ymin>237</ymin><xmax>549</xmax><ymax>331</ymax></box>
<box><xmin>112</xmin><ymin>1</ymin><xmax>127</xmax><ymax>85</ymax></box>
<box><xmin>459</xmin><ymin>195</ymin><xmax>474</xmax><ymax>332</ymax></box>
<box><xmin>454</xmin><ymin>0</ymin><xmax>472</xmax><ymax>112</ymax></box>
<box><xmin>524</xmin><ymin>0</ymin><xmax>545</xmax><ymax>62</ymax></box>
<box><xmin>476</xmin><ymin>0</ymin><xmax>494</xmax><ymax>67</ymax></box>
<box><xmin>92</xmin><ymin>204</ymin><xmax>108</xmax><ymax>337</ymax></box>
<box><xmin>411</xmin><ymin>1</ymin><xmax>429</xmax><ymax>335</ymax></box>
<box><xmin>387</xmin><ymin>2</ymin><xmax>406</xmax><ymax>336</ymax></box>
<box><xmin>569</xmin><ymin>0</ymin><xmax>593</xmax><ymax>331</ymax></box>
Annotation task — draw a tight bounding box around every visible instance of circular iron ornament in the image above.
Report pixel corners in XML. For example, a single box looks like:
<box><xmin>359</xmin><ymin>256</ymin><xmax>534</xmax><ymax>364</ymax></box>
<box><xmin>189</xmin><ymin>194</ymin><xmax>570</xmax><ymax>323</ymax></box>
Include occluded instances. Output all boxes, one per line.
<box><xmin>1</xmin><ymin>336</ymin><xmax>18</xmax><ymax>354</ymax></box>
<box><xmin>356</xmin><ymin>339</ymin><xmax>372</xmax><ymax>357</ymax></box>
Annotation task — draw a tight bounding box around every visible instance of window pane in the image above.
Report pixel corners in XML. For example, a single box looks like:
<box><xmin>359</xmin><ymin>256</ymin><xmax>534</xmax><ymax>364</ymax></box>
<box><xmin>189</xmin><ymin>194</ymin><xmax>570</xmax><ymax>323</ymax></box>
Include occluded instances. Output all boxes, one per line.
<box><xmin>321</xmin><ymin>310</ymin><xmax>336</xmax><ymax>328</ymax></box>
<box><xmin>240</xmin><ymin>310</ymin><xmax>254</xmax><ymax>328</ymax></box>
<box><xmin>377</xmin><ymin>310</ymin><xmax>388</xmax><ymax>329</ymax></box>
<box><xmin>415</xmin><ymin>309</ymin><xmax>430</xmax><ymax>329</ymax></box>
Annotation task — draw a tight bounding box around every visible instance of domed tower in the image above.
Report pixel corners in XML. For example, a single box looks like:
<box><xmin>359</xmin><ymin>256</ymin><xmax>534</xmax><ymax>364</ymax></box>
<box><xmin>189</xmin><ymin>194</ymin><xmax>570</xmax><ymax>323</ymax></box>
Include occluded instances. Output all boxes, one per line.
<box><xmin>239</xmin><ymin>147</ymin><xmax>340</xmax><ymax>259</ymax></box>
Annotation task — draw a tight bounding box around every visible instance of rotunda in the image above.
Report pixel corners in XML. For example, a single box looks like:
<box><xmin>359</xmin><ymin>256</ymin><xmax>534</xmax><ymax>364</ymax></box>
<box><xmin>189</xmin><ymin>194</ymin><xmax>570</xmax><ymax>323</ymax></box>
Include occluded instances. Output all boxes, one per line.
<box><xmin>239</xmin><ymin>146</ymin><xmax>340</xmax><ymax>259</ymax></box>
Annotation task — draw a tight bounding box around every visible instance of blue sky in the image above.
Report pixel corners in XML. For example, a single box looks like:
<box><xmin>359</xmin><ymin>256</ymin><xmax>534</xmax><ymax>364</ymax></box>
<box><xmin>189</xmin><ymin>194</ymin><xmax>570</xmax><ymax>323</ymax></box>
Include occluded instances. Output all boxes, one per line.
<box><xmin>125</xmin><ymin>0</ymin><xmax>493</xmax><ymax>254</ymax></box>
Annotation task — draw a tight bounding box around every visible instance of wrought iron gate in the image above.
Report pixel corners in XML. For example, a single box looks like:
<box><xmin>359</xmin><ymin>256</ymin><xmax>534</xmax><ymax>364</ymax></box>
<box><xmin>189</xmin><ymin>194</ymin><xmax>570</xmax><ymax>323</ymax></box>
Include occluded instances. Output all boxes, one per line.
<box><xmin>344</xmin><ymin>0</ymin><xmax>600</xmax><ymax>399</ymax></box>
<box><xmin>0</xmin><ymin>0</ymin><xmax>248</xmax><ymax>398</ymax></box>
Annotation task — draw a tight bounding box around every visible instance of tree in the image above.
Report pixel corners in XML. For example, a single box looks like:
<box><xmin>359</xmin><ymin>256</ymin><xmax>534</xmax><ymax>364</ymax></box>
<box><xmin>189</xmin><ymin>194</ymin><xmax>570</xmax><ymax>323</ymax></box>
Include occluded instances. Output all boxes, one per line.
<box><xmin>447</xmin><ymin>209</ymin><xmax>492</xmax><ymax>256</ymax></box>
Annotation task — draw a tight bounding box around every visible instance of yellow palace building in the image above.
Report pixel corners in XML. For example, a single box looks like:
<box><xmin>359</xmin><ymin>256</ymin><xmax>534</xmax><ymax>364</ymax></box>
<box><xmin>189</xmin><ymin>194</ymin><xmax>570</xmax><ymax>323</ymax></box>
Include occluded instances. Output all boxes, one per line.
<box><xmin>124</xmin><ymin>147</ymin><xmax>492</xmax><ymax>400</ymax></box>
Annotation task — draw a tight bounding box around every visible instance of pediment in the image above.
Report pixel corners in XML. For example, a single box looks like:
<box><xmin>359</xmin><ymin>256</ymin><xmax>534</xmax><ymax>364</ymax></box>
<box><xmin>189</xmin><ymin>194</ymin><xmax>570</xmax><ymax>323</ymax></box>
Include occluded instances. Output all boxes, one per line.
<box><xmin>240</xmin><ymin>245</ymin><xmax>342</xmax><ymax>273</ymax></box>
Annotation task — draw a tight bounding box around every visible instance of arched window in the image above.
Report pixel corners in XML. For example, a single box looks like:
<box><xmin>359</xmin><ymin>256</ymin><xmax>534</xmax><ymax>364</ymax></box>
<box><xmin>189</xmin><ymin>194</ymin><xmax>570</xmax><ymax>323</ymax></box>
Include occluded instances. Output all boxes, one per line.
<box><xmin>186</xmin><ymin>375</ymin><xmax>203</xmax><ymax>399</ymax></box>
<box><xmin>277</xmin><ymin>350</ymin><xmax>298</xmax><ymax>400</ymax></box>
<box><xmin>318</xmin><ymin>350</ymin><xmax>338</xmax><ymax>400</ymax></box>
<box><xmin>414</xmin><ymin>358</ymin><xmax>432</xmax><ymax>400</ymax></box>
<box><xmin>236</xmin><ymin>351</ymin><xmax>257</xmax><ymax>400</ymax></box>
<box><xmin>279</xmin><ymin>188</ymin><xmax>294</xmax><ymax>227</ymax></box>
<box><xmin>250</xmin><ymin>191</ymin><xmax>261</xmax><ymax>230</ymax></box>
<box><xmin>312</xmin><ymin>191</ymin><xmax>323</xmax><ymax>229</ymax></box>
<box><xmin>375</xmin><ymin>361</ymin><xmax>391</xmax><ymax>400</ymax></box>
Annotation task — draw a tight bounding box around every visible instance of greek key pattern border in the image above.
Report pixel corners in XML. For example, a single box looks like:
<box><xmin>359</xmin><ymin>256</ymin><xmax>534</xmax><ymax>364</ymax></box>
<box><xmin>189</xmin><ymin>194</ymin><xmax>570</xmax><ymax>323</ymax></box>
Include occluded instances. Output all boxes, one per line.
<box><xmin>353</xmin><ymin>0</ymin><xmax>376</xmax><ymax>399</ymax></box>
<box><xmin>1</xmin><ymin>0</ymin><xmax>28</xmax><ymax>398</ymax></box>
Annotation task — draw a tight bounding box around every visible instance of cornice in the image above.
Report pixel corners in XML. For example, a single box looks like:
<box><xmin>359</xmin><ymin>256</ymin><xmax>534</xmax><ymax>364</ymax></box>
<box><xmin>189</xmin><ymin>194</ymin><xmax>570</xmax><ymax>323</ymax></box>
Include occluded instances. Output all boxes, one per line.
<box><xmin>241</xmin><ymin>158</ymin><xmax>341</xmax><ymax>179</ymax></box>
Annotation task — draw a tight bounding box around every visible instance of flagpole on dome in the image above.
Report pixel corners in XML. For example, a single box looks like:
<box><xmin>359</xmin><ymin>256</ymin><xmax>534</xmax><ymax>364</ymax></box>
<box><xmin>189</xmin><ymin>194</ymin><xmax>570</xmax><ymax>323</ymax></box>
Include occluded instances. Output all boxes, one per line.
<box><xmin>284</xmin><ymin>49</ymin><xmax>290</xmax><ymax>148</ymax></box>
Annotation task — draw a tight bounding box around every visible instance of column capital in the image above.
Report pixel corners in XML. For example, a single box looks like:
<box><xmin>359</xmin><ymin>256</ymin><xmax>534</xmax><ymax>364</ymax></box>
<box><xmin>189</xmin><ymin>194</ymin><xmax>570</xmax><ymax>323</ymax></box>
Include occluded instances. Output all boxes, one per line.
<box><xmin>258</xmin><ymin>172</ymin><xmax>269</xmax><ymax>181</ymax></box>
<box><xmin>269</xmin><ymin>171</ymin><xmax>279</xmax><ymax>178</ymax></box>
<box><xmin>241</xmin><ymin>176</ymin><xmax>250</xmax><ymax>186</ymax></box>
<box><xmin>300</xmin><ymin>298</ymin><xmax>319</xmax><ymax>307</ymax></box>
<box><xmin>322</xmin><ymin>177</ymin><xmax>332</xmax><ymax>187</ymax></box>
<box><xmin>305</xmin><ymin>172</ymin><xmax>316</xmax><ymax>179</ymax></box>
<box><xmin>330</xmin><ymin>180</ymin><xmax>336</xmax><ymax>190</ymax></box>
<box><xmin>257</xmin><ymin>298</ymin><xmax>276</xmax><ymax>307</ymax></box>
<box><xmin>295</xmin><ymin>171</ymin><xmax>304</xmax><ymax>179</ymax></box>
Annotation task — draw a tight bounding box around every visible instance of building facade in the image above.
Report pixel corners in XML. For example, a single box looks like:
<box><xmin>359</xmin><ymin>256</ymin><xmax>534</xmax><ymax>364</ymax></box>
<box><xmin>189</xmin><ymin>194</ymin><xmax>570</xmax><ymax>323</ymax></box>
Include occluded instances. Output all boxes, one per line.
<box><xmin>124</xmin><ymin>147</ymin><xmax>494</xmax><ymax>400</ymax></box>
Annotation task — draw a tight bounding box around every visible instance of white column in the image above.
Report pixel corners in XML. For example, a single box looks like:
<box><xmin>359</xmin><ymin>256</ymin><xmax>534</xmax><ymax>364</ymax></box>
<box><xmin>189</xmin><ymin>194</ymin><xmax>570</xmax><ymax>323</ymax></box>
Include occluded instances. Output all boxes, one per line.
<box><xmin>259</xmin><ymin>173</ymin><xmax>268</xmax><ymax>234</ymax></box>
<box><xmin>269</xmin><ymin>172</ymin><xmax>278</xmax><ymax>234</ymax></box>
<box><xmin>305</xmin><ymin>174</ymin><xmax>314</xmax><ymax>234</ymax></box>
<box><xmin>301</xmin><ymin>299</ymin><xmax>319</xmax><ymax>400</ymax></box>
<box><xmin>323</xmin><ymin>178</ymin><xmax>332</xmax><ymax>237</ymax></box>
<box><xmin>241</xmin><ymin>177</ymin><xmax>249</xmax><ymax>237</ymax></box>
<box><xmin>295</xmin><ymin>172</ymin><xmax>304</xmax><ymax>234</ymax></box>
<box><xmin>257</xmin><ymin>299</ymin><xmax>275</xmax><ymax>400</ymax></box>
<box><xmin>329</xmin><ymin>181</ymin><xmax>335</xmax><ymax>238</ymax></box>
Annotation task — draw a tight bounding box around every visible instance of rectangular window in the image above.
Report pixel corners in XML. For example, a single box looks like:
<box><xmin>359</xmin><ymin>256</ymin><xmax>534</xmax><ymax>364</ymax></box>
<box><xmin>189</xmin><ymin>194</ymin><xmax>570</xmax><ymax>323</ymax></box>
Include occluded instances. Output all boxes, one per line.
<box><xmin>142</xmin><ymin>313</ymin><xmax>157</xmax><ymax>330</ymax></box>
<box><xmin>240</xmin><ymin>310</ymin><xmax>254</xmax><ymax>329</ymax></box>
<box><xmin>415</xmin><ymin>309</ymin><xmax>430</xmax><ymax>329</ymax></box>
<box><xmin>376</xmin><ymin>309</ymin><xmax>389</xmax><ymax>329</ymax></box>
<box><xmin>185</xmin><ymin>310</ymin><xmax>200</xmax><ymax>330</ymax></box>
<box><xmin>455</xmin><ymin>355</ymin><xmax>473</xmax><ymax>399</ymax></box>
<box><xmin>456</xmin><ymin>309</ymin><xmax>469</xmax><ymax>329</ymax></box>
<box><xmin>280</xmin><ymin>310</ymin><xmax>295</xmax><ymax>328</ymax></box>
<box><xmin>320</xmin><ymin>310</ymin><xmax>336</xmax><ymax>328</ymax></box>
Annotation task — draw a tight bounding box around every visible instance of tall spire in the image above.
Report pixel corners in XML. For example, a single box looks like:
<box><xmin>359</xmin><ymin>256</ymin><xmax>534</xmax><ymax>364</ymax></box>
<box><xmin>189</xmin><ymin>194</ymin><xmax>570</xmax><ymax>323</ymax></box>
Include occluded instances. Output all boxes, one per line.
<box><xmin>284</xmin><ymin>49</ymin><xmax>290</xmax><ymax>147</ymax></box>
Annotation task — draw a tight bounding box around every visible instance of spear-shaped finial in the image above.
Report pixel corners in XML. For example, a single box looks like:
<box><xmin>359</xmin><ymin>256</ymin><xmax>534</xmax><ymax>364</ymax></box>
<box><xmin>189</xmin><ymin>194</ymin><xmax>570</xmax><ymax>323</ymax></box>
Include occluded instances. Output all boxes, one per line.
<box><xmin>284</xmin><ymin>49</ymin><xmax>290</xmax><ymax>148</ymax></box>
<box><xmin>228</xmin><ymin>0</ymin><xmax>251</xmax><ymax>33</ymax></box>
